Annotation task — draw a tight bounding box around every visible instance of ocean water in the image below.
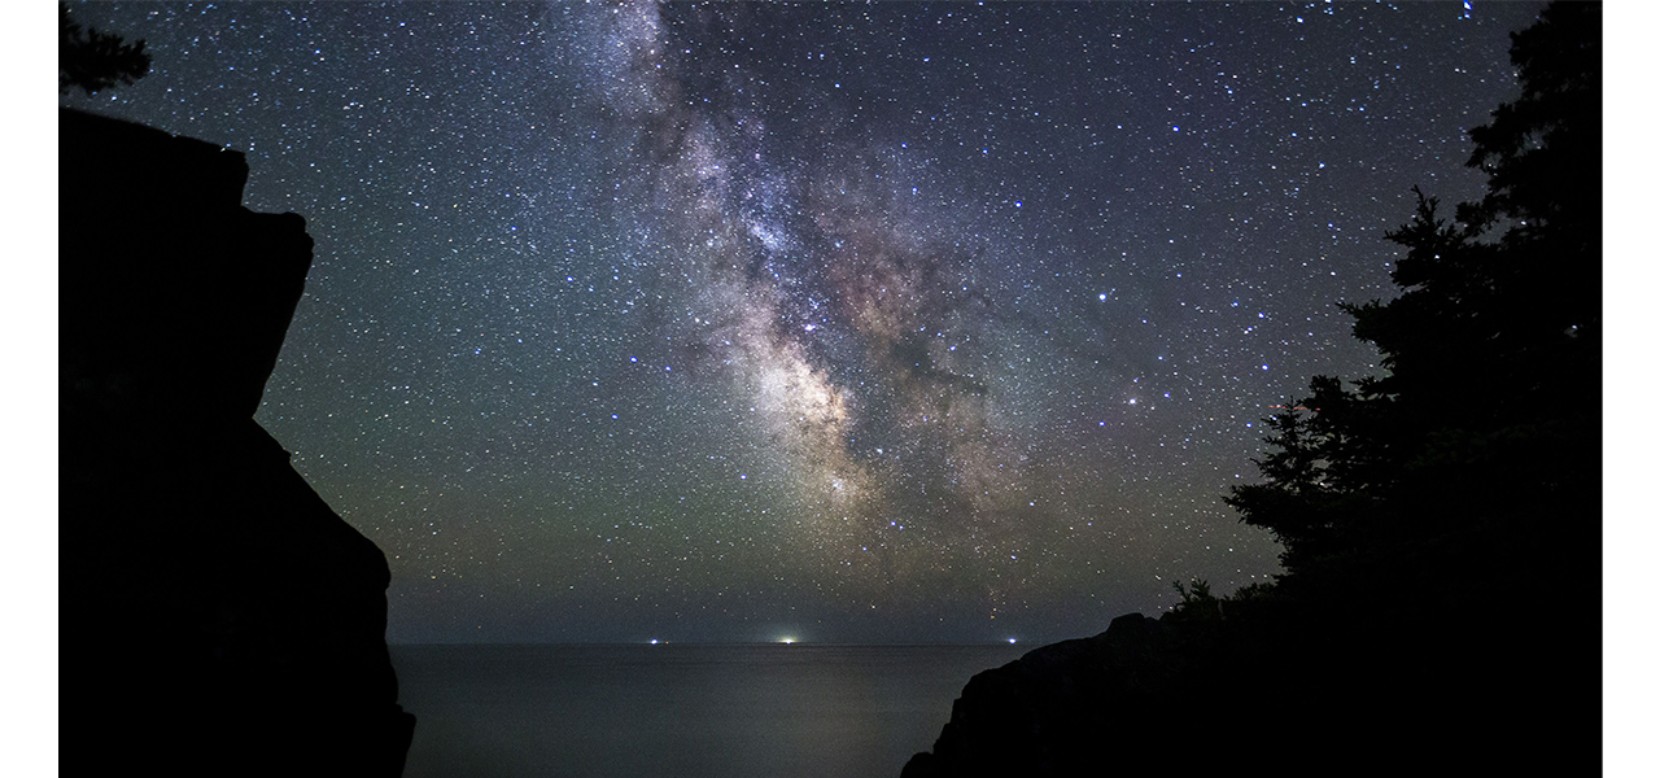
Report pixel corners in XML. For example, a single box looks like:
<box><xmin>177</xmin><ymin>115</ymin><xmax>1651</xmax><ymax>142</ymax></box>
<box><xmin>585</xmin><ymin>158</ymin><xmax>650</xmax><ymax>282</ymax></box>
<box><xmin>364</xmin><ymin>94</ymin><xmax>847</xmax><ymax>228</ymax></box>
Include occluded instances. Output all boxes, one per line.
<box><xmin>389</xmin><ymin>643</ymin><xmax>1028</xmax><ymax>778</ymax></box>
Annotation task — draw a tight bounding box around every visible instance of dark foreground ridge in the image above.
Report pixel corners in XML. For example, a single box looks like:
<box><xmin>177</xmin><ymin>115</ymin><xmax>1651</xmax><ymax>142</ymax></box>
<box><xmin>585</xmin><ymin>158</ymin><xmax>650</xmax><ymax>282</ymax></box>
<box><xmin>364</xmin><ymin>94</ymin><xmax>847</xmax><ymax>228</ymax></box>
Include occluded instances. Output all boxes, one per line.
<box><xmin>61</xmin><ymin>107</ymin><xmax>414</xmax><ymax>775</ymax></box>
<box><xmin>904</xmin><ymin>585</ymin><xmax>1597</xmax><ymax>776</ymax></box>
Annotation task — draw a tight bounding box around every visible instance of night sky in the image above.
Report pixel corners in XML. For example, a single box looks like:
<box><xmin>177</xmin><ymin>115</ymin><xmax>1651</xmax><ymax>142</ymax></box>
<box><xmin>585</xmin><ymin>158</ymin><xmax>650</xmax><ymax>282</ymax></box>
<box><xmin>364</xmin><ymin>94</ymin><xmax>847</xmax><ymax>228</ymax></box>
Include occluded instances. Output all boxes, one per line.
<box><xmin>61</xmin><ymin>0</ymin><xmax>1554</xmax><ymax>645</ymax></box>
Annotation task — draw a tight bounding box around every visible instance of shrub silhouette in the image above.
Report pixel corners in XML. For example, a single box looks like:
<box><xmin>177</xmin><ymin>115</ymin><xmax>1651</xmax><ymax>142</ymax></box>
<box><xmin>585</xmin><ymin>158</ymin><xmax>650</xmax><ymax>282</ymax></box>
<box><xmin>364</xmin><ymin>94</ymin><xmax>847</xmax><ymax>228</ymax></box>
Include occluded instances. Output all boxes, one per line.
<box><xmin>60</xmin><ymin>2</ymin><xmax>151</xmax><ymax>96</ymax></box>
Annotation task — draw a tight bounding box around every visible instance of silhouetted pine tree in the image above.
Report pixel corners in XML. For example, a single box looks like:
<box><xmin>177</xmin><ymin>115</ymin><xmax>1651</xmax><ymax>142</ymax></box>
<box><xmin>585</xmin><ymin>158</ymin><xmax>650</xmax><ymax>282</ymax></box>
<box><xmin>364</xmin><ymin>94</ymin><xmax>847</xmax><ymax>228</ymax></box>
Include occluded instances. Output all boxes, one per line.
<box><xmin>1227</xmin><ymin>1</ymin><xmax>1600</xmax><ymax>609</ymax></box>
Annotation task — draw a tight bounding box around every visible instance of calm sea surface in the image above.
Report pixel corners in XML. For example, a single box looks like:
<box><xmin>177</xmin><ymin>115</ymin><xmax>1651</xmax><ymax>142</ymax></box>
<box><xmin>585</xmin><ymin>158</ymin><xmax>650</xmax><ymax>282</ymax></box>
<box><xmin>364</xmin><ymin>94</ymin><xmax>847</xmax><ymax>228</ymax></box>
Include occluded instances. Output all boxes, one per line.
<box><xmin>389</xmin><ymin>643</ymin><xmax>1028</xmax><ymax>778</ymax></box>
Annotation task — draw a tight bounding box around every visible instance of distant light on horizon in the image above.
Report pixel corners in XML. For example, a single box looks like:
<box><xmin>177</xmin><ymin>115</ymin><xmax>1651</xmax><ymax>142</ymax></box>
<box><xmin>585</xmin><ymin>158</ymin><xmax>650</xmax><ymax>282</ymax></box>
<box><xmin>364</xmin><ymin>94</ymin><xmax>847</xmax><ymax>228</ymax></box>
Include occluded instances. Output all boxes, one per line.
<box><xmin>1007</xmin><ymin>637</ymin><xmax>1018</xmax><ymax>645</ymax></box>
<box><xmin>649</xmin><ymin>638</ymin><xmax>660</xmax><ymax>645</ymax></box>
<box><xmin>779</xmin><ymin>637</ymin><xmax>797</xmax><ymax>645</ymax></box>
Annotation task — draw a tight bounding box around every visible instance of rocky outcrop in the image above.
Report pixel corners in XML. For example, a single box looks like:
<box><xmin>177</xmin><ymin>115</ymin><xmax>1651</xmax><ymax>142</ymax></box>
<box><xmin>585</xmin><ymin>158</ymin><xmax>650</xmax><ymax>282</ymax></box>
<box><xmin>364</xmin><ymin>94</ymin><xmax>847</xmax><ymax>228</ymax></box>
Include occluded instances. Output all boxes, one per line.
<box><xmin>900</xmin><ymin>613</ymin><xmax>1234</xmax><ymax>778</ymax></box>
<box><xmin>61</xmin><ymin>108</ymin><xmax>414</xmax><ymax>776</ymax></box>
<box><xmin>904</xmin><ymin>592</ymin><xmax>1599</xmax><ymax>777</ymax></box>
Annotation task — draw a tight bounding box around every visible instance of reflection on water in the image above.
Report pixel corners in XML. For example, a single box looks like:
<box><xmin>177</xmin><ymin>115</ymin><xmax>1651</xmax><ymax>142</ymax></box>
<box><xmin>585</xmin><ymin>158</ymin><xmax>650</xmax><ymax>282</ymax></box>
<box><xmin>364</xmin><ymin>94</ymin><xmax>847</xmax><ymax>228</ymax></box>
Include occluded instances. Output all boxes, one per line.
<box><xmin>391</xmin><ymin>643</ymin><xmax>1028</xmax><ymax>778</ymax></box>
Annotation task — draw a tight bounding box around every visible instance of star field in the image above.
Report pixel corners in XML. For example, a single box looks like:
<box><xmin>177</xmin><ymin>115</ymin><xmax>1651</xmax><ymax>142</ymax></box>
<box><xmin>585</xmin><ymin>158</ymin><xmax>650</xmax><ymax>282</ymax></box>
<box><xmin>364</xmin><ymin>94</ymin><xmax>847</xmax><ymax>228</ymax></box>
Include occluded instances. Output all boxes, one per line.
<box><xmin>64</xmin><ymin>1</ymin><xmax>1547</xmax><ymax>644</ymax></box>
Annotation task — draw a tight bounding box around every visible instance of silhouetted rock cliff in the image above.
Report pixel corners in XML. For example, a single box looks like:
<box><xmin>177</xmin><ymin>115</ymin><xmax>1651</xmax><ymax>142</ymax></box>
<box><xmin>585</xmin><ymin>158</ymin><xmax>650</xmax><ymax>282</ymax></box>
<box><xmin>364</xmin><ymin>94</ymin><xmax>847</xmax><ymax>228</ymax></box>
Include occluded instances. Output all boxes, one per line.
<box><xmin>901</xmin><ymin>612</ymin><xmax>1252</xmax><ymax>778</ymax></box>
<box><xmin>61</xmin><ymin>107</ymin><xmax>414</xmax><ymax>776</ymax></box>
<box><xmin>904</xmin><ymin>586</ymin><xmax>1597</xmax><ymax>777</ymax></box>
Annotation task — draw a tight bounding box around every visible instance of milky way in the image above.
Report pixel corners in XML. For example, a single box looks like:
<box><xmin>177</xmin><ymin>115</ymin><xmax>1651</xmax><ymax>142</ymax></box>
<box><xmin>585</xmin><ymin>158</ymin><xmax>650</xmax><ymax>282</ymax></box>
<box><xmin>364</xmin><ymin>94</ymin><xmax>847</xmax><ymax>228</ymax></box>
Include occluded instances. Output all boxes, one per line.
<box><xmin>63</xmin><ymin>0</ymin><xmax>1547</xmax><ymax>642</ymax></box>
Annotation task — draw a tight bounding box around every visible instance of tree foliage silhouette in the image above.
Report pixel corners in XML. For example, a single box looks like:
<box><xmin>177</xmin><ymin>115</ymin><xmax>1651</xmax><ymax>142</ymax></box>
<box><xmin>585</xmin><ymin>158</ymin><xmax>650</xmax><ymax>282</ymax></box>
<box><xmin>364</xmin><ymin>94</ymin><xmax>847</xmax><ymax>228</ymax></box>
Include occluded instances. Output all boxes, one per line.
<box><xmin>60</xmin><ymin>2</ymin><xmax>151</xmax><ymax>96</ymax></box>
<box><xmin>1226</xmin><ymin>1</ymin><xmax>1600</xmax><ymax>601</ymax></box>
